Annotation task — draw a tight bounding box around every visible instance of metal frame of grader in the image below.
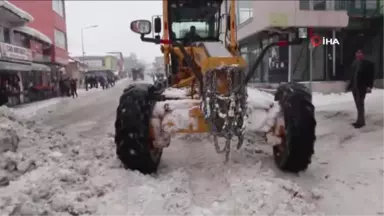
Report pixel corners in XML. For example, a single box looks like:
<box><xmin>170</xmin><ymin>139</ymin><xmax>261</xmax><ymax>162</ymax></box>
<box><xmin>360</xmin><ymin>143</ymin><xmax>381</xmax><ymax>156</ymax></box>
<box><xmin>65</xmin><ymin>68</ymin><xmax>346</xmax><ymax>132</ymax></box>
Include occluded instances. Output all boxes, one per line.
<box><xmin>115</xmin><ymin>0</ymin><xmax>317</xmax><ymax>174</ymax></box>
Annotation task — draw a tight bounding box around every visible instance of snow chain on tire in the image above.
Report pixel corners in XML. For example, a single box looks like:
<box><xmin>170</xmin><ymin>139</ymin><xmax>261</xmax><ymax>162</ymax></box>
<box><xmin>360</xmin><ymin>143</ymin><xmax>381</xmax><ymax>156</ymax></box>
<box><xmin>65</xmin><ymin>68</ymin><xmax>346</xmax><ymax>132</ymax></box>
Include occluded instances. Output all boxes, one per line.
<box><xmin>114</xmin><ymin>83</ymin><xmax>165</xmax><ymax>174</ymax></box>
<box><xmin>273</xmin><ymin>82</ymin><xmax>317</xmax><ymax>173</ymax></box>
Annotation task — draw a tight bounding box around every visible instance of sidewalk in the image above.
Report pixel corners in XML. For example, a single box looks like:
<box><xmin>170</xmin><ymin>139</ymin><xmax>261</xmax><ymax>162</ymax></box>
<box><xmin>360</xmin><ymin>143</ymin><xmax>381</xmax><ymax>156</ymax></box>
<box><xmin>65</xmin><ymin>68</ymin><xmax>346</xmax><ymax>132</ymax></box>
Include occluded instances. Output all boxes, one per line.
<box><xmin>12</xmin><ymin>89</ymin><xmax>101</xmax><ymax>118</ymax></box>
<box><xmin>11</xmin><ymin>78</ymin><xmax>129</xmax><ymax>118</ymax></box>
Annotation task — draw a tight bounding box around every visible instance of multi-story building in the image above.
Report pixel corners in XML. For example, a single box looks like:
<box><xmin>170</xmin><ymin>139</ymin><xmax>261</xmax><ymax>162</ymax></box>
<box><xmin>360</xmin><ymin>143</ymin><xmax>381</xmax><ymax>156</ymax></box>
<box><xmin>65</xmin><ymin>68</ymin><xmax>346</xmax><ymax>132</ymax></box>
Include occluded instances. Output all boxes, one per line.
<box><xmin>231</xmin><ymin>0</ymin><xmax>383</xmax><ymax>91</ymax></box>
<box><xmin>108</xmin><ymin>52</ymin><xmax>125</xmax><ymax>76</ymax></box>
<box><xmin>10</xmin><ymin>0</ymin><xmax>68</xmax><ymax>72</ymax></box>
<box><xmin>0</xmin><ymin>0</ymin><xmax>68</xmax><ymax>106</ymax></box>
<box><xmin>0</xmin><ymin>1</ymin><xmax>35</xmax><ymax>105</ymax></box>
<box><xmin>75</xmin><ymin>53</ymin><xmax>121</xmax><ymax>78</ymax></box>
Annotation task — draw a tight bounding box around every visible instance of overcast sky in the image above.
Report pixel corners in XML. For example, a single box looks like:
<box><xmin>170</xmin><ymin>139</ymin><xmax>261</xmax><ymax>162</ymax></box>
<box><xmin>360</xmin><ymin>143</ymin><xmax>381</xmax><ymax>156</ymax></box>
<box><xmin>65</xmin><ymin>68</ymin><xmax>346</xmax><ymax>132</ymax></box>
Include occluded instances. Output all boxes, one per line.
<box><xmin>65</xmin><ymin>1</ymin><xmax>162</xmax><ymax>63</ymax></box>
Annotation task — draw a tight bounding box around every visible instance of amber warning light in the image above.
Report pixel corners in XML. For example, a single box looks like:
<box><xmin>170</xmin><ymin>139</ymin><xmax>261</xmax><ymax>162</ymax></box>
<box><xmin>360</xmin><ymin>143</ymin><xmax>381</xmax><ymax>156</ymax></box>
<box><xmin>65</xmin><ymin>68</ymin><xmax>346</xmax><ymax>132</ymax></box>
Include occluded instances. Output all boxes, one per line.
<box><xmin>160</xmin><ymin>39</ymin><xmax>171</xmax><ymax>44</ymax></box>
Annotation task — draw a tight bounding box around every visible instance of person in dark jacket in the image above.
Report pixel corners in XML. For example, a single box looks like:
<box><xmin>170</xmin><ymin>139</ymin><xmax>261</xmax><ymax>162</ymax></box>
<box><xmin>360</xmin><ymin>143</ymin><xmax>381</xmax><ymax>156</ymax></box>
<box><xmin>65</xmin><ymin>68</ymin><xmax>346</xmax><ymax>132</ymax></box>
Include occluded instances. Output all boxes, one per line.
<box><xmin>59</xmin><ymin>79</ymin><xmax>65</xmax><ymax>96</ymax></box>
<box><xmin>99</xmin><ymin>76</ymin><xmax>106</xmax><ymax>90</ymax></box>
<box><xmin>70</xmin><ymin>79</ymin><xmax>78</xmax><ymax>98</ymax></box>
<box><xmin>347</xmin><ymin>49</ymin><xmax>375</xmax><ymax>128</ymax></box>
<box><xmin>183</xmin><ymin>26</ymin><xmax>201</xmax><ymax>45</ymax></box>
<box><xmin>0</xmin><ymin>76</ymin><xmax>8</xmax><ymax>106</ymax></box>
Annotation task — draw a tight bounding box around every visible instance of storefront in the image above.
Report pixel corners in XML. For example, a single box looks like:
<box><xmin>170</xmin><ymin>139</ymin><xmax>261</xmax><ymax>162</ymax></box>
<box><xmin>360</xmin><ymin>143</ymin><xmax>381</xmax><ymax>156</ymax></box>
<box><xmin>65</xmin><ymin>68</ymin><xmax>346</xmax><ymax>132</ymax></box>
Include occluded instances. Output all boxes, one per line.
<box><xmin>239</xmin><ymin>30</ymin><xmax>341</xmax><ymax>84</ymax></box>
<box><xmin>0</xmin><ymin>41</ymin><xmax>32</xmax><ymax>106</ymax></box>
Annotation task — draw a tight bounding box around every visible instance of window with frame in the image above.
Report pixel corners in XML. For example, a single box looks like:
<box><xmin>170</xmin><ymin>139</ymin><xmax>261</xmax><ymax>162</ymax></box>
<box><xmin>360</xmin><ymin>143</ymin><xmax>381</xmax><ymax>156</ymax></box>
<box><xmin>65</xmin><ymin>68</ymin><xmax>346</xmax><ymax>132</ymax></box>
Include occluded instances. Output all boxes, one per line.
<box><xmin>0</xmin><ymin>27</ymin><xmax>11</xmax><ymax>43</ymax></box>
<box><xmin>54</xmin><ymin>29</ymin><xmax>66</xmax><ymax>50</ymax></box>
<box><xmin>354</xmin><ymin>0</ymin><xmax>362</xmax><ymax>9</ymax></box>
<box><xmin>237</xmin><ymin>1</ymin><xmax>253</xmax><ymax>25</ymax></box>
<box><xmin>0</xmin><ymin>27</ymin><xmax>4</xmax><ymax>42</ymax></box>
<box><xmin>300</xmin><ymin>0</ymin><xmax>331</xmax><ymax>10</ymax></box>
<box><xmin>52</xmin><ymin>0</ymin><xmax>64</xmax><ymax>17</ymax></box>
<box><xmin>365</xmin><ymin>0</ymin><xmax>377</xmax><ymax>9</ymax></box>
<box><xmin>13</xmin><ymin>32</ymin><xmax>30</xmax><ymax>48</ymax></box>
<box><xmin>170</xmin><ymin>6</ymin><xmax>220</xmax><ymax>40</ymax></box>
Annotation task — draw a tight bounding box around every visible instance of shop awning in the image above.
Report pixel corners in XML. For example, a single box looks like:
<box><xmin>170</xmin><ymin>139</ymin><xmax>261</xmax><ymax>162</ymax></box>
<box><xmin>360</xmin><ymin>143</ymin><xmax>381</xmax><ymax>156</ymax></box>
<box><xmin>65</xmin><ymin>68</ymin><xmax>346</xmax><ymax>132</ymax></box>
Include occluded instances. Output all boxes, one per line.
<box><xmin>0</xmin><ymin>60</ymin><xmax>31</xmax><ymax>71</ymax></box>
<box><xmin>0</xmin><ymin>1</ymin><xmax>33</xmax><ymax>23</ymax></box>
<box><xmin>31</xmin><ymin>63</ymin><xmax>50</xmax><ymax>72</ymax></box>
<box><xmin>12</xmin><ymin>26</ymin><xmax>52</xmax><ymax>45</ymax></box>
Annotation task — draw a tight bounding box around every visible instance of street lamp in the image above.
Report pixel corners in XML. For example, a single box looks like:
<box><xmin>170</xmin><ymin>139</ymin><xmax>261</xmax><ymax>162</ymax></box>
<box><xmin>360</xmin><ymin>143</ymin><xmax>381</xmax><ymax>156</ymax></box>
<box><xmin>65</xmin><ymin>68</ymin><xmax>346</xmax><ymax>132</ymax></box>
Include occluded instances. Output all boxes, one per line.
<box><xmin>81</xmin><ymin>25</ymin><xmax>98</xmax><ymax>59</ymax></box>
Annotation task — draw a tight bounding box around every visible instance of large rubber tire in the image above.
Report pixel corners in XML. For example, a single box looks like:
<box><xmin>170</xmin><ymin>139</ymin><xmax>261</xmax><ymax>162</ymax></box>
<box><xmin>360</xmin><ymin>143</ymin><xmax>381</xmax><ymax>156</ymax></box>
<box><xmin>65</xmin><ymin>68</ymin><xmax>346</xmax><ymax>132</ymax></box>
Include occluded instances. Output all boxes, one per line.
<box><xmin>273</xmin><ymin>82</ymin><xmax>316</xmax><ymax>173</ymax></box>
<box><xmin>114</xmin><ymin>83</ymin><xmax>163</xmax><ymax>174</ymax></box>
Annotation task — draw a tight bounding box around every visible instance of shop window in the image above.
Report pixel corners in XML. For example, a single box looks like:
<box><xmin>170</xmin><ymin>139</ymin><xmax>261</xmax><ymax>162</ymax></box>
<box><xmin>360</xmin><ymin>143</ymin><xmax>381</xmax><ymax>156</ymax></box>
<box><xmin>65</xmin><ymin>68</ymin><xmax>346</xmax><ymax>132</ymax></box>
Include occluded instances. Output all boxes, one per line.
<box><xmin>23</xmin><ymin>71</ymin><xmax>33</xmax><ymax>88</ymax></box>
<box><xmin>52</xmin><ymin>0</ymin><xmax>65</xmax><ymax>17</ymax></box>
<box><xmin>54</xmin><ymin>29</ymin><xmax>67</xmax><ymax>50</ymax></box>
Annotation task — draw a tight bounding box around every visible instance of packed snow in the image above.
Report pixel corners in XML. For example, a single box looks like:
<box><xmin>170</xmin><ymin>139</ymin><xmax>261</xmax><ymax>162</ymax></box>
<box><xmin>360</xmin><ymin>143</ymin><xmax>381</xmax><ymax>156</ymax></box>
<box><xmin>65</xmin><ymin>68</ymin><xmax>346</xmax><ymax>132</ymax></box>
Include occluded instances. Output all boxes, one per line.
<box><xmin>0</xmin><ymin>79</ymin><xmax>383</xmax><ymax>215</ymax></box>
<box><xmin>162</xmin><ymin>88</ymin><xmax>190</xmax><ymax>98</ymax></box>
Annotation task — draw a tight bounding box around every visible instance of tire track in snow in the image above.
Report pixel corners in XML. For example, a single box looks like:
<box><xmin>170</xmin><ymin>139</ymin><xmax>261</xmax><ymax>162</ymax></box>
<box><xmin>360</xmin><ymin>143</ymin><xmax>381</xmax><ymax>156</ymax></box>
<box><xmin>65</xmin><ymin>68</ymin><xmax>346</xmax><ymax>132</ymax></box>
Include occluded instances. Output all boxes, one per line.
<box><xmin>187</xmin><ymin>164</ymin><xmax>233</xmax><ymax>208</ymax></box>
<box><xmin>162</xmin><ymin>135</ymin><xmax>236</xmax><ymax>213</ymax></box>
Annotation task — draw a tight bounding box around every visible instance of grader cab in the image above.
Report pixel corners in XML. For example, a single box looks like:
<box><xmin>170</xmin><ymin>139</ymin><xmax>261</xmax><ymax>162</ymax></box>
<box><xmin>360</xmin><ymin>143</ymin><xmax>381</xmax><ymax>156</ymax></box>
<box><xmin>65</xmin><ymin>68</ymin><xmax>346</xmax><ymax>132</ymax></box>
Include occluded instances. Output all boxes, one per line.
<box><xmin>115</xmin><ymin>0</ymin><xmax>317</xmax><ymax>174</ymax></box>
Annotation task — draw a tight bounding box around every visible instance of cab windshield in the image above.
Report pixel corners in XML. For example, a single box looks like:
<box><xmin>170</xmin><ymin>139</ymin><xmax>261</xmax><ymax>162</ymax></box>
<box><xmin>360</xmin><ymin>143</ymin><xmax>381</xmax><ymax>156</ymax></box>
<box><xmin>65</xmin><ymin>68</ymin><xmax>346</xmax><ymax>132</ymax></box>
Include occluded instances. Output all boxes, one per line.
<box><xmin>169</xmin><ymin>3</ymin><xmax>220</xmax><ymax>42</ymax></box>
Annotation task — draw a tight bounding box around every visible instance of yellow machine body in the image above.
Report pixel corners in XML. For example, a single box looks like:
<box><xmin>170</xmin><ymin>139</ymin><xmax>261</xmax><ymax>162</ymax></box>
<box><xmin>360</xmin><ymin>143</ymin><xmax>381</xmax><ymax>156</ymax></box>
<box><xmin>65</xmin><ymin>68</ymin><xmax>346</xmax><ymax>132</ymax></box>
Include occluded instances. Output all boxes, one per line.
<box><xmin>155</xmin><ymin>0</ymin><xmax>246</xmax><ymax>134</ymax></box>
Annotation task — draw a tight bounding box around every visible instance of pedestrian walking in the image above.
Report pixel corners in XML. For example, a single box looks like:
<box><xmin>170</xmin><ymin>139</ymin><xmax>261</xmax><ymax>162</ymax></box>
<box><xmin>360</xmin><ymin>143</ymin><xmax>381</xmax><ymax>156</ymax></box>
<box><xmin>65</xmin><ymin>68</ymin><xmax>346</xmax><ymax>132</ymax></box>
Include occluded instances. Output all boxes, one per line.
<box><xmin>347</xmin><ymin>49</ymin><xmax>375</xmax><ymax>128</ymax></box>
<box><xmin>70</xmin><ymin>79</ymin><xmax>78</xmax><ymax>98</ymax></box>
<box><xmin>59</xmin><ymin>79</ymin><xmax>65</xmax><ymax>97</ymax></box>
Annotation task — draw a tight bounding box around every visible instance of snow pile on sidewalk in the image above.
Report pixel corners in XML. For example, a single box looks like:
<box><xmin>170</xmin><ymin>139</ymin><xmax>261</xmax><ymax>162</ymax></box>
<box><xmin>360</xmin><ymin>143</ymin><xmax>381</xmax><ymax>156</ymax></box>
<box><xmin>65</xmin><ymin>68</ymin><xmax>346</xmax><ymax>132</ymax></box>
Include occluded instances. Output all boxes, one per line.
<box><xmin>13</xmin><ymin>98</ymin><xmax>64</xmax><ymax>118</ymax></box>
<box><xmin>0</xmin><ymin>106</ymin><xmax>102</xmax><ymax>215</ymax></box>
<box><xmin>0</xmin><ymin>105</ymin><xmax>322</xmax><ymax>215</ymax></box>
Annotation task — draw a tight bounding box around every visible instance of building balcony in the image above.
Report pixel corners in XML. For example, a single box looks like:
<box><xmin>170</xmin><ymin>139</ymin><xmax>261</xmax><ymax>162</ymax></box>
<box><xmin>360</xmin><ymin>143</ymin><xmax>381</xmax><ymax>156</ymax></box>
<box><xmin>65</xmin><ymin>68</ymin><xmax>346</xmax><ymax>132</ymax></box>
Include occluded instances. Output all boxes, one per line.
<box><xmin>31</xmin><ymin>51</ymin><xmax>52</xmax><ymax>64</ymax></box>
<box><xmin>12</xmin><ymin>26</ymin><xmax>53</xmax><ymax>45</ymax></box>
<box><xmin>0</xmin><ymin>0</ymin><xmax>33</xmax><ymax>26</ymax></box>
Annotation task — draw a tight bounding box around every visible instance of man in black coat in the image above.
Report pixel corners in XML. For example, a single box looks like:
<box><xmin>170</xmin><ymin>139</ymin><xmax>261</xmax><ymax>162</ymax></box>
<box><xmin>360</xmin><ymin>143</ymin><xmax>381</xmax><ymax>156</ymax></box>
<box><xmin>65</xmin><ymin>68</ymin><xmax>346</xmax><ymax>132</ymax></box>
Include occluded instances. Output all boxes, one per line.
<box><xmin>70</xmin><ymin>79</ymin><xmax>78</xmax><ymax>98</ymax></box>
<box><xmin>347</xmin><ymin>49</ymin><xmax>375</xmax><ymax>128</ymax></box>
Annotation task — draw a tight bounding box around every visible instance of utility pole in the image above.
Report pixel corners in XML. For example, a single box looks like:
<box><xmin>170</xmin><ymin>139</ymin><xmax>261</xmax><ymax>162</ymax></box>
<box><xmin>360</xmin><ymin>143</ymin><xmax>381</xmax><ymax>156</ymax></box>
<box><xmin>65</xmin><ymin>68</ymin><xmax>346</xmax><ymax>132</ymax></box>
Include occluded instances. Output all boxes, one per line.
<box><xmin>81</xmin><ymin>28</ymin><xmax>84</xmax><ymax>59</ymax></box>
<box><xmin>80</xmin><ymin>25</ymin><xmax>98</xmax><ymax>60</ymax></box>
<box><xmin>309</xmin><ymin>42</ymin><xmax>313</xmax><ymax>92</ymax></box>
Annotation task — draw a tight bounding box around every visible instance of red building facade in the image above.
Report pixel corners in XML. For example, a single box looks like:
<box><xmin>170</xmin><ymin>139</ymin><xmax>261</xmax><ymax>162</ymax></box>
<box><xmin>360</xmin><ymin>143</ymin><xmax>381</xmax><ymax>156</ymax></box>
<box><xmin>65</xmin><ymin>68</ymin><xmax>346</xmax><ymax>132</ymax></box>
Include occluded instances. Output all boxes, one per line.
<box><xmin>9</xmin><ymin>0</ymin><xmax>68</xmax><ymax>65</ymax></box>
<box><xmin>0</xmin><ymin>0</ymin><xmax>69</xmax><ymax>106</ymax></box>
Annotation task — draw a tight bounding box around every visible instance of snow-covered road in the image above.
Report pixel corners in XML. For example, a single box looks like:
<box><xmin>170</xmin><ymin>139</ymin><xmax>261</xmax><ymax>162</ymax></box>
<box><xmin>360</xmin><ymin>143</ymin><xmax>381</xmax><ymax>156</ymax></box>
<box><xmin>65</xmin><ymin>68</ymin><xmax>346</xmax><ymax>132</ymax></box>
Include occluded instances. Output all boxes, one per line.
<box><xmin>0</xmin><ymin>78</ymin><xmax>383</xmax><ymax>215</ymax></box>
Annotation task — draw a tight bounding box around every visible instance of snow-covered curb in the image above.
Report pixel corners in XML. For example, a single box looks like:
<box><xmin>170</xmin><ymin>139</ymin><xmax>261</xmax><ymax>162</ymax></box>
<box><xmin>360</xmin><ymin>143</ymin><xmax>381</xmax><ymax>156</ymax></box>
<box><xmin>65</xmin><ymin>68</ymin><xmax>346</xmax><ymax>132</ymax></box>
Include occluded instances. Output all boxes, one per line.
<box><xmin>12</xmin><ymin>79</ymin><xmax>130</xmax><ymax>119</ymax></box>
<box><xmin>313</xmin><ymin>89</ymin><xmax>384</xmax><ymax>107</ymax></box>
<box><xmin>12</xmin><ymin>98</ymin><xmax>64</xmax><ymax>118</ymax></box>
<box><xmin>0</xmin><ymin>104</ymin><xmax>323</xmax><ymax>215</ymax></box>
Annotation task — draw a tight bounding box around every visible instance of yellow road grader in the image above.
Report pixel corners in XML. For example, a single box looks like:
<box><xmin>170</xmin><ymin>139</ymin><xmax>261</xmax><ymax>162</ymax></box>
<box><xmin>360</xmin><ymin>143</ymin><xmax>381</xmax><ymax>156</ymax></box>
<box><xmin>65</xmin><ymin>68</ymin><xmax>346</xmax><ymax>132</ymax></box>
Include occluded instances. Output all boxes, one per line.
<box><xmin>115</xmin><ymin>0</ymin><xmax>316</xmax><ymax>174</ymax></box>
